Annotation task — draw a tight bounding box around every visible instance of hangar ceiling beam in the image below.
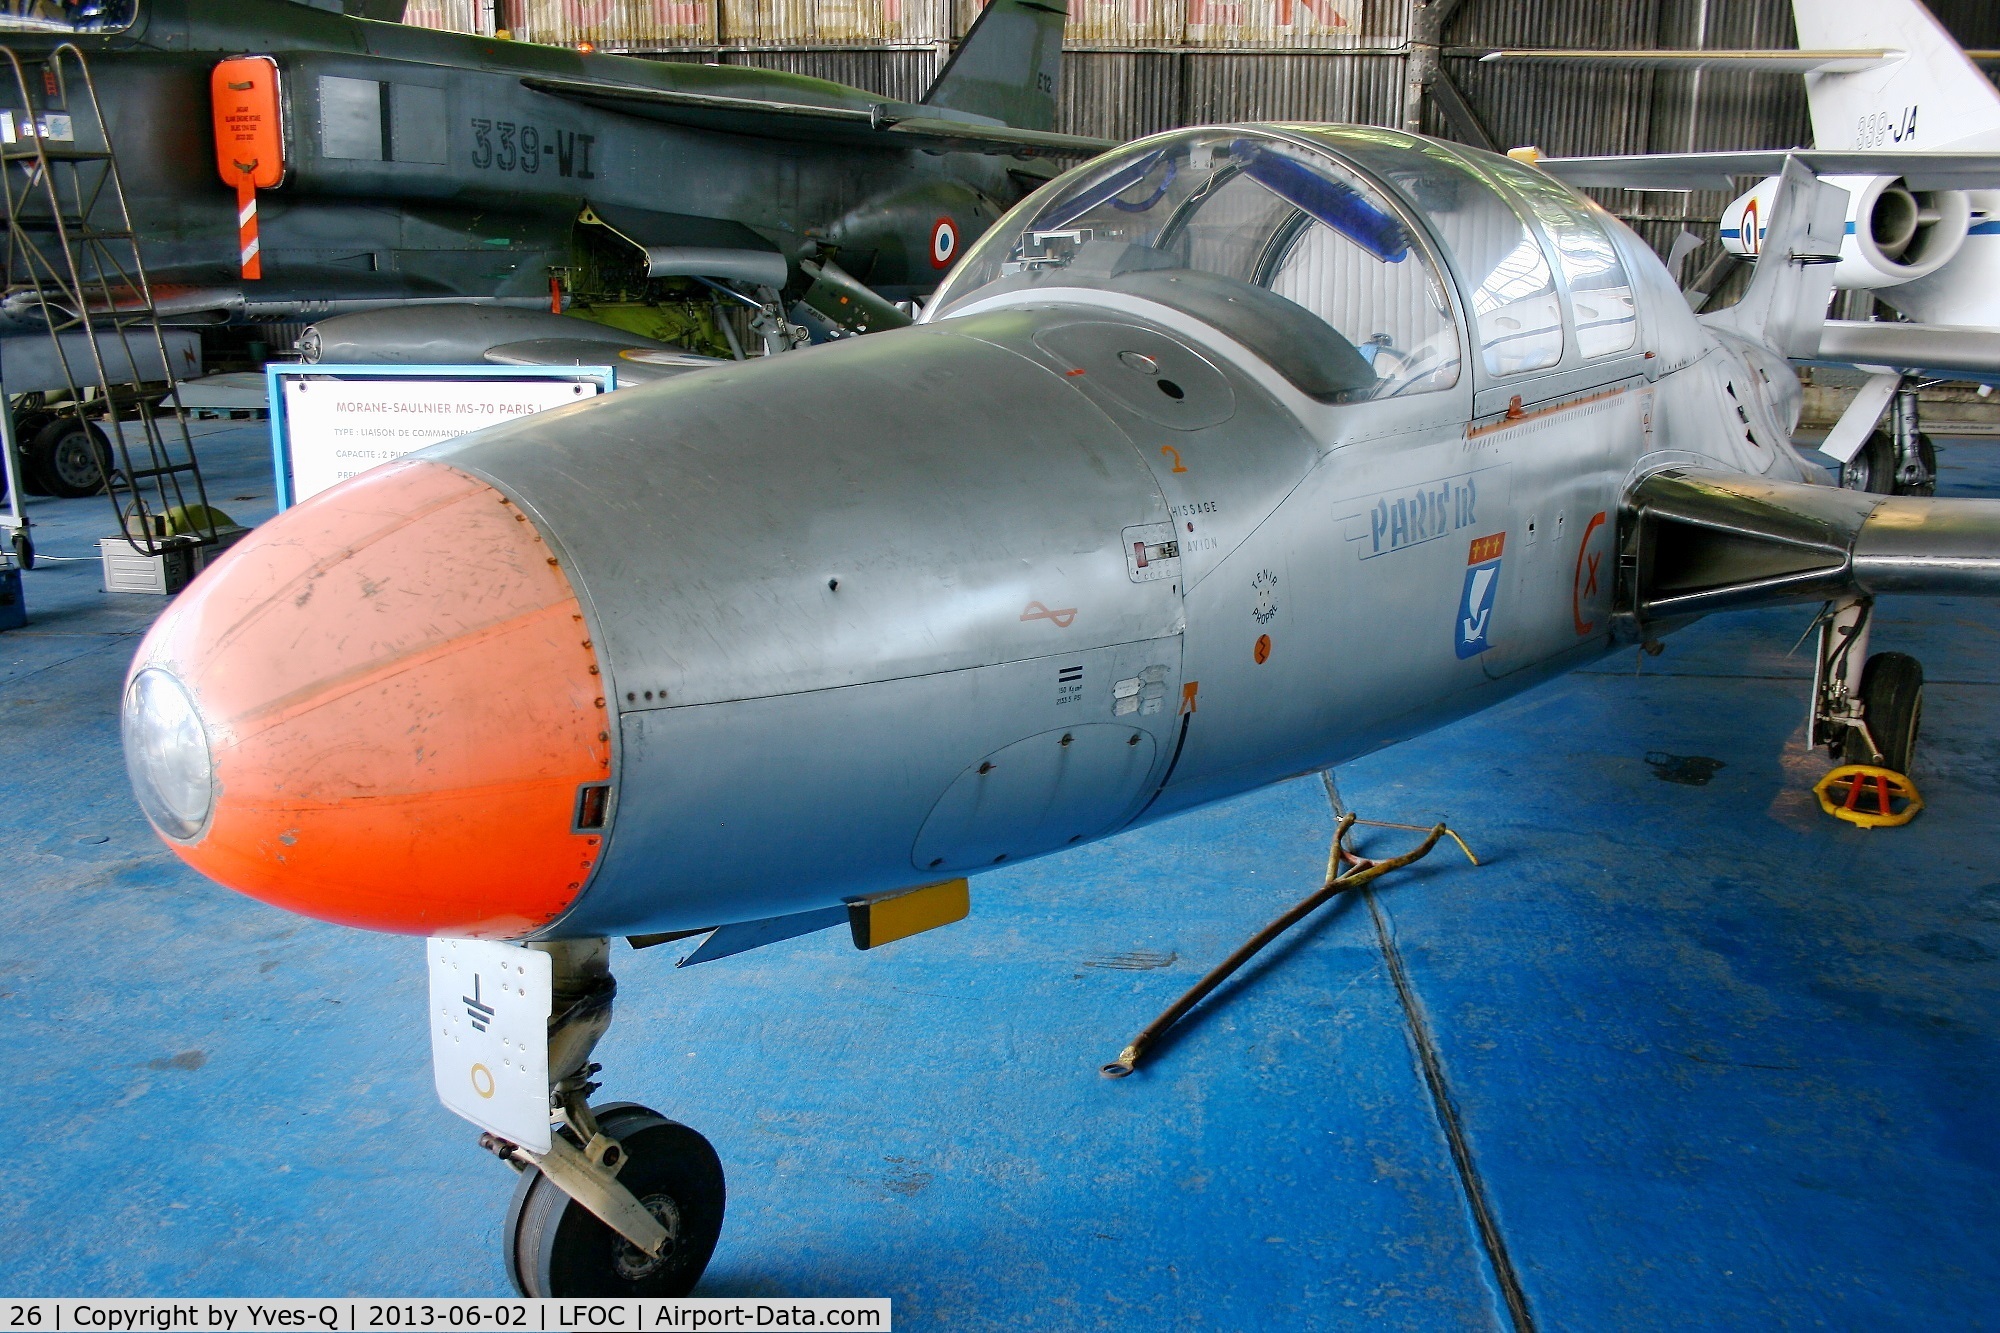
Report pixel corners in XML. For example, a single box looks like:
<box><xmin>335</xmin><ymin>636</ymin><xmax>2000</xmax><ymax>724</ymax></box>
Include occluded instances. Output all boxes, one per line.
<box><xmin>1424</xmin><ymin>66</ymin><xmax>1498</xmax><ymax>152</ymax></box>
<box><xmin>1403</xmin><ymin>0</ymin><xmax>1497</xmax><ymax>153</ymax></box>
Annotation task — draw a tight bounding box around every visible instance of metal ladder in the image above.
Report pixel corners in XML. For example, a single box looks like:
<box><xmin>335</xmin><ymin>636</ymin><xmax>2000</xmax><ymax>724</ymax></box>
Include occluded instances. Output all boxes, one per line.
<box><xmin>0</xmin><ymin>42</ymin><xmax>216</xmax><ymax>567</ymax></box>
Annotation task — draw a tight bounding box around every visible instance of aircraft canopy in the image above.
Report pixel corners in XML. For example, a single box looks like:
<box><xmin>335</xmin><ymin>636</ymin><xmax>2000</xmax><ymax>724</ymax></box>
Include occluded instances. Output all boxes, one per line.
<box><xmin>929</xmin><ymin>125</ymin><xmax>1642</xmax><ymax>399</ymax></box>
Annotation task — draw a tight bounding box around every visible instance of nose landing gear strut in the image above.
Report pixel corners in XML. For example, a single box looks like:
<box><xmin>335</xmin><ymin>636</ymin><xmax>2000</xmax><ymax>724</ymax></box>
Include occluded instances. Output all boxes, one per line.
<box><xmin>1810</xmin><ymin>595</ymin><xmax>1926</xmax><ymax>788</ymax></box>
<box><xmin>478</xmin><ymin>939</ymin><xmax>727</xmax><ymax>1297</ymax></box>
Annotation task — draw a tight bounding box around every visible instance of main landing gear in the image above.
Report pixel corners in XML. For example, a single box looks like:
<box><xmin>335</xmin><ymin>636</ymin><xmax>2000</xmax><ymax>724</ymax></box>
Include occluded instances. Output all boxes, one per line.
<box><xmin>1811</xmin><ymin>596</ymin><xmax>1925</xmax><ymax>778</ymax></box>
<box><xmin>481</xmin><ymin>940</ymin><xmax>726</xmax><ymax>1297</ymax></box>
<box><xmin>1841</xmin><ymin>376</ymin><xmax>1937</xmax><ymax>497</ymax></box>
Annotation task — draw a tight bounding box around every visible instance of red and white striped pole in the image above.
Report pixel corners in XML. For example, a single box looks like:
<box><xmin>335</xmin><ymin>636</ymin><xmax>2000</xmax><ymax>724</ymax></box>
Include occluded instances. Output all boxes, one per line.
<box><xmin>236</xmin><ymin>173</ymin><xmax>261</xmax><ymax>281</ymax></box>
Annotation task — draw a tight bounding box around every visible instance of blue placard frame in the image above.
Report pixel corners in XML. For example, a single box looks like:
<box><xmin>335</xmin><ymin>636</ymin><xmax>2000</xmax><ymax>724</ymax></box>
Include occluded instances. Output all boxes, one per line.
<box><xmin>266</xmin><ymin>363</ymin><xmax>616</xmax><ymax>511</ymax></box>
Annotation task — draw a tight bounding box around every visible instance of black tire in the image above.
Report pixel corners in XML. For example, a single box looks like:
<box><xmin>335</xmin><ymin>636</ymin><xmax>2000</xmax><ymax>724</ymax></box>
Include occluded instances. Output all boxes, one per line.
<box><xmin>505</xmin><ymin>1105</ymin><xmax>725</xmax><ymax>1298</ymax></box>
<box><xmin>9</xmin><ymin>410</ymin><xmax>50</xmax><ymax>497</ymax></box>
<box><xmin>1842</xmin><ymin>651</ymin><xmax>1925</xmax><ymax>773</ymax></box>
<box><xmin>14</xmin><ymin>409</ymin><xmax>54</xmax><ymax>441</ymax></box>
<box><xmin>11</xmin><ymin>408</ymin><xmax>53</xmax><ymax>495</ymax></box>
<box><xmin>9</xmin><ymin>528</ymin><xmax>29</xmax><ymax>571</ymax></box>
<box><xmin>1841</xmin><ymin>428</ymin><xmax>1890</xmax><ymax>493</ymax></box>
<box><xmin>26</xmin><ymin>416</ymin><xmax>111</xmax><ymax>498</ymax></box>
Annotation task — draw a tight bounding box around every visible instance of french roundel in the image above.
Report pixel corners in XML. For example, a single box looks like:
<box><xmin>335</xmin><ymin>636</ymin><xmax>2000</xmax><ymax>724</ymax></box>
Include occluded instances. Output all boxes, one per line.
<box><xmin>930</xmin><ymin>217</ymin><xmax>958</xmax><ymax>269</ymax></box>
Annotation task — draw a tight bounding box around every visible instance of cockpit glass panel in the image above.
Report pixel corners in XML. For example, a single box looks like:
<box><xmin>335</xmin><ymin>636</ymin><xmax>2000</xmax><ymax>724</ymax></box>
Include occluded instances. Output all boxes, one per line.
<box><xmin>1305</xmin><ymin>130</ymin><xmax>1566</xmax><ymax>377</ymax></box>
<box><xmin>0</xmin><ymin>0</ymin><xmax>136</xmax><ymax>33</ymax></box>
<box><xmin>929</xmin><ymin>129</ymin><xmax>1462</xmax><ymax>402</ymax></box>
<box><xmin>1482</xmin><ymin>155</ymin><xmax>1638</xmax><ymax>358</ymax></box>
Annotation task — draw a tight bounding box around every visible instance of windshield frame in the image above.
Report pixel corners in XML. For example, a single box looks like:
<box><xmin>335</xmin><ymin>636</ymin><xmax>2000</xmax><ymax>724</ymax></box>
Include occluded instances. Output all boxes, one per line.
<box><xmin>1286</xmin><ymin>126</ymin><xmax>1668</xmax><ymax>390</ymax></box>
<box><xmin>1275</xmin><ymin>127</ymin><xmax>1579</xmax><ymax>382</ymax></box>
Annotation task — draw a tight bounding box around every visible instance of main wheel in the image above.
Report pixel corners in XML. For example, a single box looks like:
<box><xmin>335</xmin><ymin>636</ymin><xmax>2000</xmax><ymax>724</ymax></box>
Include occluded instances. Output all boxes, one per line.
<box><xmin>11</xmin><ymin>401</ymin><xmax>52</xmax><ymax>487</ymax></box>
<box><xmin>13</xmin><ymin>409</ymin><xmax>54</xmax><ymax>442</ymax></box>
<box><xmin>8</xmin><ymin>408</ymin><xmax>52</xmax><ymax>497</ymax></box>
<box><xmin>505</xmin><ymin>1104</ymin><xmax>725</xmax><ymax>1298</ymax></box>
<box><xmin>1843</xmin><ymin>428</ymin><xmax>1937</xmax><ymax>496</ymax></box>
<box><xmin>26</xmin><ymin>417</ymin><xmax>111</xmax><ymax>498</ymax></box>
<box><xmin>1842</xmin><ymin>651</ymin><xmax>1924</xmax><ymax>773</ymax></box>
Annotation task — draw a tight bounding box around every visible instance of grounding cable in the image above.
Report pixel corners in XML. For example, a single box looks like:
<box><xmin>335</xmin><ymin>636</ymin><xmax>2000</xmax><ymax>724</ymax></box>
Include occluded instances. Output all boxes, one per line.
<box><xmin>1100</xmin><ymin>812</ymin><xmax>1477</xmax><ymax>1078</ymax></box>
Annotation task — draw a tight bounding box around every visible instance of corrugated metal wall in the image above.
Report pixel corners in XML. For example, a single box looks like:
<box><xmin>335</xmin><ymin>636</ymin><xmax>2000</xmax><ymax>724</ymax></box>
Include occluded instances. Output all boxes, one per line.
<box><xmin>1440</xmin><ymin>0</ymin><xmax>1808</xmax><ymax>267</ymax></box>
<box><xmin>406</xmin><ymin>0</ymin><xmax>1405</xmax><ymax>50</ymax></box>
<box><xmin>1051</xmin><ymin>52</ymin><xmax>1406</xmax><ymax>140</ymax></box>
<box><xmin>402</xmin><ymin>0</ymin><xmax>2000</xmax><ymax>261</ymax></box>
<box><xmin>1050</xmin><ymin>0</ymin><xmax>1393</xmax><ymax>51</ymax></box>
<box><xmin>404</xmin><ymin>0</ymin><xmax>488</xmax><ymax>32</ymax></box>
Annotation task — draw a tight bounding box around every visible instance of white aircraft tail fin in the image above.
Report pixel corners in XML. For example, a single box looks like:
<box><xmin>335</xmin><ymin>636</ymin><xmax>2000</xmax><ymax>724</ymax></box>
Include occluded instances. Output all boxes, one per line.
<box><xmin>1795</xmin><ymin>0</ymin><xmax>2000</xmax><ymax>151</ymax></box>
<box><xmin>1703</xmin><ymin>157</ymin><xmax>1849</xmax><ymax>357</ymax></box>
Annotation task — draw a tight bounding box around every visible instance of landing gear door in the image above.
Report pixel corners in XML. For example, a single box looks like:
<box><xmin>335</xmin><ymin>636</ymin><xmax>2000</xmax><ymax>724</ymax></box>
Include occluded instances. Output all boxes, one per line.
<box><xmin>427</xmin><ymin>938</ymin><xmax>552</xmax><ymax>1154</ymax></box>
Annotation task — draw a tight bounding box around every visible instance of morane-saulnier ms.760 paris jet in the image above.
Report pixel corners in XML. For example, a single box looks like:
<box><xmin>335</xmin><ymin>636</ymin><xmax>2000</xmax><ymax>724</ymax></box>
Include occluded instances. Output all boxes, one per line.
<box><xmin>119</xmin><ymin>124</ymin><xmax>2000</xmax><ymax>1294</ymax></box>
<box><xmin>1</xmin><ymin>0</ymin><xmax>1105</xmax><ymax>358</ymax></box>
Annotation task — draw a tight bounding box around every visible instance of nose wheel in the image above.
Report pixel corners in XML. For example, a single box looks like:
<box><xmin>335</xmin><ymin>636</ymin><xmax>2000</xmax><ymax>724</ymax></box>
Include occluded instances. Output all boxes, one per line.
<box><xmin>1839</xmin><ymin>650</ymin><xmax>1924</xmax><ymax>775</ymax></box>
<box><xmin>1811</xmin><ymin>597</ymin><xmax>1926</xmax><ymax>796</ymax></box>
<box><xmin>448</xmin><ymin>939</ymin><xmax>729</xmax><ymax>1298</ymax></box>
<box><xmin>504</xmin><ymin>1103</ymin><xmax>726</xmax><ymax>1298</ymax></box>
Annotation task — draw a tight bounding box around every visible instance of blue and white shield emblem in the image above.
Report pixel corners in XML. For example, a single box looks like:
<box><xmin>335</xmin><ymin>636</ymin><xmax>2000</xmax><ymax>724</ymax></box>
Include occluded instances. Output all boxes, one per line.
<box><xmin>1456</xmin><ymin>533</ymin><xmax>1505</xmax><ymax>659</ymax></box>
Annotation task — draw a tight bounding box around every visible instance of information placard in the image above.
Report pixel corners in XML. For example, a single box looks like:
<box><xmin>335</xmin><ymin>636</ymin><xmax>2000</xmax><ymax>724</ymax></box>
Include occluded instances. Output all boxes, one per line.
<box><xmin>267</xmin><ymin>365</ymin><xmax>613</xmax><ymax>509</ymax></box>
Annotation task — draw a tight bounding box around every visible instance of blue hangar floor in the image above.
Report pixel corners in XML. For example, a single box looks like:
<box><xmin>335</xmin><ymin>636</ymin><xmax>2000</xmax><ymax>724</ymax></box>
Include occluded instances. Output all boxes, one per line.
<box><xmin>1</xmin><ymin>422</ymin><xmax>1996</xmax><ymax>1328</ymax></box>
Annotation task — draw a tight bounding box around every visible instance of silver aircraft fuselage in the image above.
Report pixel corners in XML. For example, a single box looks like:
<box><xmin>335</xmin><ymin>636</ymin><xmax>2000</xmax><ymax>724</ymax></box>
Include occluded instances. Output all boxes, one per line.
<box><xmin>122</xmin><ymin>125</ymin><xmax>1820</xmax><ymax>939</ymax></box>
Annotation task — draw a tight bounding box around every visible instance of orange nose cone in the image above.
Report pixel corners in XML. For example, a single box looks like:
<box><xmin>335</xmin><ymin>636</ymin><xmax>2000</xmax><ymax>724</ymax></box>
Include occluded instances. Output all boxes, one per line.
<box><xmin>128</xmin><ymin>460</ymin><xmax>610</xmax><ymax>937</ymax></box>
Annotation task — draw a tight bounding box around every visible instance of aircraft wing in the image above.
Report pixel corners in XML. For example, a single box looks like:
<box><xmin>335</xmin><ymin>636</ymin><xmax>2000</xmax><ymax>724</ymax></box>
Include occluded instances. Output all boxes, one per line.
<box><xmin>1537</xmin><ymin>150</ymin><xmax>2000</xmax><ymax>192</ymax></box>
<box><xmin>483</xmin><ymin>339</ymin><xmax>727</xmax><ymax>387</ymax></box>
<box><xmin>520</xmin><ymin>76</ymin><xmax>1117</xmax><ymax>158</ymax></box>
<box><xmin>1811</xmin><ymin>320</ymin><xmax>2000</xmax><ymax>382</ymax></box>
<box><xmin>1626</xmin><ymin>466</ymin><xmax>2000</xmax><ymax>621</ymax></box>
<box><xmin>1450</xmin><ymin>47</ymin><xmax>1909</xmax><ymax>73</ymax></box>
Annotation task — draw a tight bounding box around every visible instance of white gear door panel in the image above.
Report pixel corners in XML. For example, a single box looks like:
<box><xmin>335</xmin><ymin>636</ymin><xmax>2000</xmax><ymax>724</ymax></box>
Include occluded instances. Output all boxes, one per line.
<box><xmin>426</xmin><ymin>938</ymin><xmax>552</xmax><ymax>1153</ymax></box>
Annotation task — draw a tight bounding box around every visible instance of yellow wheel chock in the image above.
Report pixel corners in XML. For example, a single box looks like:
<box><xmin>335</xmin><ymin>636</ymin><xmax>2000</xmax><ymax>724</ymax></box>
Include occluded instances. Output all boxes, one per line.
<box><xmin>1814</xmin><ymin>765</ymin><xmax>1923</xmax><ymax>828</ymax></box>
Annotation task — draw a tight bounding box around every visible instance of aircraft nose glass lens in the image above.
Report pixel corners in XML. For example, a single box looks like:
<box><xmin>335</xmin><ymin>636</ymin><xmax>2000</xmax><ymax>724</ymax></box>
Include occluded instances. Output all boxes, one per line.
<box><xmin>123</xmin><ymin>669</ymin><xmax>214</xmax><ymax>840</ymax></box>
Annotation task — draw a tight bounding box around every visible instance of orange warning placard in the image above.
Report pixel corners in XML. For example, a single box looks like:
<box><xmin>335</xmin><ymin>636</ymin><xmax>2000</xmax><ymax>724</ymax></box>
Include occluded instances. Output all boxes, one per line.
<box><xmin>211</xmin><ymin>56</ymin><xmax>284</xmax><ymax>190</ymax></box>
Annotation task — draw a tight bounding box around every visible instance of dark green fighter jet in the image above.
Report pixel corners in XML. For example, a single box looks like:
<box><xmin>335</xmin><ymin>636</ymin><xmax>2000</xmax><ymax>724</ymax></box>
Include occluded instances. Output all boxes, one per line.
<box><xmin>0</xmin><ymin>0</ymin><xmax>1109</xmax><ymax>354</ymax></box>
